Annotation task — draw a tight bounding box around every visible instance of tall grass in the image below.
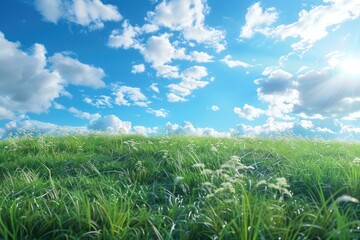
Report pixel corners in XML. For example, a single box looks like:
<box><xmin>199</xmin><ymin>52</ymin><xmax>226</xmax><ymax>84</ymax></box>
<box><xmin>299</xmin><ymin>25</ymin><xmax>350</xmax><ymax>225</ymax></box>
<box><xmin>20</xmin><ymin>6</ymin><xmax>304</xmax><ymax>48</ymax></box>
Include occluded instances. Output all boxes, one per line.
<box><xmin>0</xmin><ymin>134</ymin><xmax>359</xmax><ymax>239</ymax></box>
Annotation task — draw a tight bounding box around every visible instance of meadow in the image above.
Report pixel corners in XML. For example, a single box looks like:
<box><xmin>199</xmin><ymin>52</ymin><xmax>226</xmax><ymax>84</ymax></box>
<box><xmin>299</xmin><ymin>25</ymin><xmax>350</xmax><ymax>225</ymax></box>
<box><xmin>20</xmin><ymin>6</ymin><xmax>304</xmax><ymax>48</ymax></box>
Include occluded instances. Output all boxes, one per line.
<box><xmin>0</xmin><ymin>134</ymin><xmax>359</xmax><ymax>239</ymax></box>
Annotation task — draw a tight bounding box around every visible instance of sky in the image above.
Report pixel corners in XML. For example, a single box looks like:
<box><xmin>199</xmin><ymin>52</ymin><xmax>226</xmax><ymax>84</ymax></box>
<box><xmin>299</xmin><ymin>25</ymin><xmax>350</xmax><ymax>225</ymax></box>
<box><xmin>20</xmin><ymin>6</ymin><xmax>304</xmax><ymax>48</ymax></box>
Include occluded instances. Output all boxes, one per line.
<box><xmin>1</xmin><ymin>0</ymin><xmax>360</xmax><ymax>140</ymax></box>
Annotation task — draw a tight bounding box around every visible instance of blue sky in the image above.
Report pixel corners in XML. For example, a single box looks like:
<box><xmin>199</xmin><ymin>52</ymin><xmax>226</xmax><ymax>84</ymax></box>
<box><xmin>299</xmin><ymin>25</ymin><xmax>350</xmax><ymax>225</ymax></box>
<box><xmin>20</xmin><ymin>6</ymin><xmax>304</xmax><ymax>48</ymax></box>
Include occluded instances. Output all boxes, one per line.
<box><xmin>1</xmin><ymin>0</ymin><xmax>360</xmax><ymax>139</ymax></box>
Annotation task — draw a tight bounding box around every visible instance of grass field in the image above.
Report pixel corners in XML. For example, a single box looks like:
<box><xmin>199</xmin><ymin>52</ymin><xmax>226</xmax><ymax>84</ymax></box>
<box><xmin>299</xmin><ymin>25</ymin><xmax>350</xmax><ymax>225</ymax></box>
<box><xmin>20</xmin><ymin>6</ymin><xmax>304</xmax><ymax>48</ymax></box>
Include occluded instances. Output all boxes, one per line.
<box><xmin>0</xmin><ymin>134</ymin><xmax>359</xmax><ymax>239</ymax></box>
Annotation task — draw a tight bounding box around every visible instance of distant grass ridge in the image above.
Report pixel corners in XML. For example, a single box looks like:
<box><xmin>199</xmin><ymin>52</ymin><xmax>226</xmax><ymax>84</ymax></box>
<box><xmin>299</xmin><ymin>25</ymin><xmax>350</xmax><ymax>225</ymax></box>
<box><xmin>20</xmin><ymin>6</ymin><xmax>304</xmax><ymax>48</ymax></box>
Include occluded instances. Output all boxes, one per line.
<box><xmin>0</xmin><ymin>134</ymin><xmax>359</xmax><ymax>239</ymax></box>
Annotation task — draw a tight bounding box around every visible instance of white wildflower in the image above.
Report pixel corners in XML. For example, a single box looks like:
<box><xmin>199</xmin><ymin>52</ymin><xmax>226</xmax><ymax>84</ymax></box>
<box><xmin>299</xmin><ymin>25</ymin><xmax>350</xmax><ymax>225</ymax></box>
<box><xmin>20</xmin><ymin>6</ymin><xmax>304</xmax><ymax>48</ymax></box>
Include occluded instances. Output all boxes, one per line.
<box><xmin>276</xmin><ymin>177</ymin><xmax>290</xmax><ymax>188</ymax></box>
<box><xmin>336</xmin><ymin>195</ymin><xmax>359</xmax><ymax>204</ymax></box>
<box><xmin>201</xmin><ymin>169</ymin><xmax>213</xmax><ymax>175</ymax></box>
<box><xmin>210</xmin><ymin>146</ymin><xmax>218</xmax><ymax>153</ymax></box>
<box><xmin>192</xmin><ymin>163</ymin><xmax>205</xmax><ymax>169</ymax></box>
<box><xmin>174</xmin><ymin>176</ymin><xmax>184</xmax><ymax>185</ymax></box>
<box><xmin>353</xmin><ymin>158</ymin><xmax>360</xmax><ymax>165</ymax></box>
<box><xmin>256</xmin><ymin>180</ymin><xmax>268</xmax><ymax>187</ymax></box>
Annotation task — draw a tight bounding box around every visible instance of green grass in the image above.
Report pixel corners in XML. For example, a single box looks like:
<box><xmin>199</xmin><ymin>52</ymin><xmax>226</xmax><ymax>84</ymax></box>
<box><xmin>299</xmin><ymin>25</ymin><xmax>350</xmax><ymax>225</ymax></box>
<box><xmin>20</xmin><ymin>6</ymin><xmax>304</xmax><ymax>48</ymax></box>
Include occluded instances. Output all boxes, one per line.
<box><xmin>0</xmin><ymin>134</ymin><xmax>359</xmax><ymax>239</ymax></box>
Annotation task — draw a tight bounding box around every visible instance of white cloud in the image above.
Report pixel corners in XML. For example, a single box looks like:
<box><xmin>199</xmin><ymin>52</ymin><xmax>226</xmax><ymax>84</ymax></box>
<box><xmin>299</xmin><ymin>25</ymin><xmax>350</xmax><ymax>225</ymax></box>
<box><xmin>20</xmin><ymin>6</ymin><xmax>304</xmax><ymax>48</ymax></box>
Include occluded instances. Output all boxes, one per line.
<box><xmin>53</xmin><ymin>102</ymin><xmax>66</xmax><ymax>110</ymax></box>
<box><xmin>167</xmin><ymin>93</ymin><xmax>187</xmax><ymax>102</ymax></box>
<box><xmin>68</xmin><ymin>107</ymin><xmax>101</xmax><ymax>120</ymax></box>
<box><xmin>84</xmin><ymin>95</ymin><xmax>112</xmax><ymax>108</ymax></box>
<box><xmin>34</xmin><ymin>0</ymin><xmax>62</xmax><ymax>23</ymax></box>
<box><xmin>131</xmin><ymin>64</ymin><xmax>145</xmax><ymax>74</ymax></box>
<box><xmin>240</xmin><ymin>2</ymin><xmax>278</xmax><ymax>38</ymax></box>
<box><xmin>294</xmin><ymin>57</ymin><xmax>360</xmax><ymax>118</ymax></box>
<box><xmin>50</xmin><ymin>53</ymin><xmax>106</xmax><ymax>88</ymax></box>
<box><xmin>273</xmin><ymin>0</ymin><xmax>360</xmax><ymax>51</ymax></box>
<box><xmin>146</xmin><ymin>108</ymin><xmax>168</xmax><ymax>118</ymax></box>
<box><xmin>108</xmin><ymin>20</ymin><xmax>142</xmax><ymax>49</ymax></box>
<box><xmin>147</xmin><ymin>0</ymin><xmax>226</xmax><ymax>52</ymax></box>
<box><xmin>255</xmin><ymin>68</ymin><xmax>294</xmax><ymax>94</ymax></box>
<box><xmin>234</xmin><ymin>104</ymin><xmax>265</xmax><ymax>121</ymax></box>
<box><xmin>240</xmin><ymin>117</ymin><xmax>294</xmax><ymax>136</ymax></box>
<box><xmin>221</xmin><ymin>55</ymin><xmax>252</xmax><ymax>68</ymax></box>
<box><xmin>254</xmin><ymin>67</ymin><xmax>299</xmax><ymax>119</ymax></box>
<box><xmin>315</xmin><ymin>127</ymin><xmax>335</xmax><ymax>134</ymax></box>
<box><xmin>1</xmin><ymin>116</ymin><xmax>87</xmax><ymax>138</ymax></box>
<box><xmin>211</xmin><ymin>105</ymin><xmax>220</xmax><ymax>111</ymax></box>
<box><xmin>182</xmin><ymin>65</ymin><xmax>208</xmax><ymax>79</ymax></box>
<box><xmin>0</xmin><ymin>107</ymin><xmax>15</xmax><ymax>120</ymax></box>
<box><xmin>88</xmin><ymin>115</ymin><xmax>131</xmax><ymax>133</ymax></box>
<box><xmin>0</xmin><ymin>32</ymin><xmax>63</xmax><ymax>116</ymax></box>
<box><xmin>165</xmin><ymin>121</ymin><xmax>230</xmax><ymax>137</ymax></box>
<box><xmin>143</xmin><ymin>34</ymin><xmax>188</xmax><ymax>66</ymax></box>
<box><xmin>299</xmin><ymin>120</ymin><xmax>314</xmax><ymax>130</ymax></box>
<box><xmin>167</xmin><ymin>66</ymin><xmax>209</xmax><ymax>101</ymax></box>
<box><xmin>35</xmin><ymin>0</ymin><xmax>122</xmax><ymax>29</ymax></box>
<box><xmin>113</xmin><ymin>86</ymin><xmax>150</xmax><ymax>107</ymax></box>
<box><xmin>133</xmin><ymin>126</ymin><xmax>159</xmax><ymax>136</ymax></box>
<box><xmin>190</xmin><ymin>51</ymin><xmax>213</xmax><ymax>63</ymax></box>
<box><xmin>150</xmin><ymin>83</ymin><xmax>160</xmax><ymax>93</ymax></box>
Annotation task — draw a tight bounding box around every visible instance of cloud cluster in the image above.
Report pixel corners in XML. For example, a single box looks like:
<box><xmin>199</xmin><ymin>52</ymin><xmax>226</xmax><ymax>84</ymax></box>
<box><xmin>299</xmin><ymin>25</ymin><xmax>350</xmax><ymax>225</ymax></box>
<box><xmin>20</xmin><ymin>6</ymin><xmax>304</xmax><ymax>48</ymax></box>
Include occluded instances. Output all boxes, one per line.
<box><xmin>107</xmin><ymin>0</ymin><xmax>226</xmax><ymax>101</ymax></box>
<box><xmin>0</xmin><ymin>33</ymin><xmax>107</xmax><ymax>120</ymax></box>
<box><xmin>146</xmin><ymin>108</ymin><xmax>168</xmax><ymax>118</ymax></box>
<box><xmin>0</xmin><ymin>33</ymin><xmax>63</xmax><ymax>119</ymax></box>
<box><xmin>240</xmin><ymin>2</ymin><xmax>278</xmax><ymax>39</ymax></box>
<box><xmin>50</xmin><ymin>53</ymin><xmax>106</xmax><ymax>88</ymax></box>
<box><xmin>165</xmin><ymin>121</ymin><xmax>230</xmax><ymax>137</ymax></box>
<box><xmin>251</xmin><ymin>53</ymin><xmax>360</xmax><ymax>120</ymax></box>
<box><xmin>234</xmin><ymin>104</ymin><xmax>265</xmax><ymax>121</ymax></box>
<box><xmin>88</xmin><ymin>115</ymin><xmax>131</xmax><ymax>133</ymax></box>
<box><xmin>221</xmin><ymin>55</ymin><xmax>252</xmax><ymax>68</ymax></box>
<box><xmin>35</xmin><ymin>0</ymin><xmax>122</xmax><ymax>29</ymax></box>
<box><xmin>241</xmin><ymin>0</ymin><xmax>360</xmax><ymax>51</ymax></box>
<box><xmin>167</xmin><ymin>66</ymin><xmax>209</xmax><ymax>102</ymax></box>
<box><xmin>147</xmin><ymin>0</ymin><xmax>226</xmax><ymax>52</ymax></box>
<box><xmin>113</xmin><ymin>86</ymin><xmax>150</xmax><ymax>107</ymax></box>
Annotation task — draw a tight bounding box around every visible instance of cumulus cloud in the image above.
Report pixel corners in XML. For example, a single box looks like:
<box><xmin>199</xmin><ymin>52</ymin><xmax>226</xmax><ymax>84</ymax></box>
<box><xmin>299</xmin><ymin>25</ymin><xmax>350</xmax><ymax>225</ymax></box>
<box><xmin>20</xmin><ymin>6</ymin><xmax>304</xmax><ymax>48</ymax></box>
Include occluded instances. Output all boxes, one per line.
<box><xmin>35</xmin><ymin>0</ymin><xmax>122</xmax><ymax>29</ymax></box>
<box><xmin>167</xmin><ymin>66</ymin><xmax>209</xmax><ymax>102</ymax></box>
<box><xmin>165</xmin><ymin>121</ymin><xmax>230</xmax><ymax>137</ymax></box>
<box><xmin>234</xmin><ymin>104</ymin><xmax>265</xmax><ymax>121</ymax></box>
<box><xmin>211</xmin><ymin>105</ymin><xmax>220</xmax><ymax>111</ymax></box>
<box><xmin>254</xmin><ymin>52</ymin><xmax>360</xmax><ymax>120</ymax></box>
<box><xmin>254</xmin><ymin>67</ymin><xmax>299</xmax><ymax>119</ymax></box>
<box><xmin>167</xmin><ymin>93</ymin><xmax>187</xmax><ymax>102</ymax></box>
<box><xmin>147</xmin><ymin>0</ymin><xmax>226</xmax><ymax>52</ymax></box>
<box><xmin>84</xmin><ymin>95</ymin><xmax>112</xmax><ymax>108</ymax></box>
<box><xmin>1</xmin><ymin>116</ymin><xmax>88</xmax><ymax>138</ymax></box>
<box><xmin>190</xmin><ymin>51</ymin><xmax>213</xmax><ymax>63</ymax></box>
<box><xmin>241</xmin><ymin>1</ymin><xmax>360</xmax><ymax>51</ymax></box>
<box><xmin>150</xmin><ymin>83</ymin><xmax>160</xmax><ymax>93</ymax></box>
<box><xmin>113</xmin><ymin>86</ymin><xmax>150</xmax><ymax>107</ymax></box>
<box><xmin>294</xmin><ymin>64</ymin><xmax>360</xmax><ymax>118</ymax></box>
<box><xmin>131</xmin><ymin>64</ymin><xmax>145</xmax><ymax>74</ymax></box>
<box><xmin>141</xmin><ymin>33</ymin><xmax>189</xmax><ymax>78</ymax></box>
<box><xmin>88</xmin><ymin>115</ymin><xmax>131</xmax><ymax>133</ymax></box>
<box><xmin>68</xmin><ymin>107</ymin><xmax>101</xmax><ymax>120</ymax></box>
<box><xmin>273</xmin><ymin>0</ymin><xmax>360</xmax><ymax>51</ymax></box>
<box><xmin>299</xmin><ymin>120</ymin><xmax>314</xmax><ymax>130</ymax></box>
<box><xmin>0</xmin><ymin>32</ymin><xmax>63</xmax><ymax>117</ymax></box>
<box><xmin>146</xmin><ymin>108</ymin><xmax>168</xmax><ymax>118</ymax></box>
<box><xmin>255</xmin><ymin>68</ymin><xmax>294</xmax><ymax>94</ymax></box>
<box><xmin>221</xmin><ymin>55</ymin><xmax>252</xmax><ymax>68</ymax></box>
<box><xmin>0</xmin><ymin>107</ymin><xmax>15</xmax><ymax>120</ymax></box>
<box><xmin>239</xmin><ymin>117</ymin><xmax>294</xmax><ymax>136</ymax></box>
<box><xmin>133</xmin><ymin>126</ymin><xmax>159</xmax><ymax>136</ymax></box>
<box><xmin>240</xmin><ymin>2</ymin><xmax>278</xmax><ymax>39</ymax></box>
<box><xmin>50</xmin><ymin>53</ymin><xmax>106</xmax><ymax>88</ymax></box>
<box><xmin>108</xmin><ymin>20</ymin><xmax>142</xmax><ymax>49</ymax></box>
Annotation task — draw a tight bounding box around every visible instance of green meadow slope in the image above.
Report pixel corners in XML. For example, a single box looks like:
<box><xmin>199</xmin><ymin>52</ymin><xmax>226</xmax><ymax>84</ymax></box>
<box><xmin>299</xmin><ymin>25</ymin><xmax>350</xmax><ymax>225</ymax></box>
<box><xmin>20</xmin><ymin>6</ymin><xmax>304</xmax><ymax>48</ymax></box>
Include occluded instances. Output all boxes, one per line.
<box><xmin>0</xmin><ymin>135</ymin><xmax>359</xmax><ymax>239</ymax></box>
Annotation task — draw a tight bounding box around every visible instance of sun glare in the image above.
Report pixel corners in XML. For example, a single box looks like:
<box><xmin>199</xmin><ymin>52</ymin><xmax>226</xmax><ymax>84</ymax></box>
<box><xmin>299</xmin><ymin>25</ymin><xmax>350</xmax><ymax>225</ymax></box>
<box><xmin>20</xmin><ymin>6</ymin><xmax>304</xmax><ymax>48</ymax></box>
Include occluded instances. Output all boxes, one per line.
<box><xmin>341</xmin><ymin>59</ymin><xmax>360</xmax><ymax>76</ymax></box>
